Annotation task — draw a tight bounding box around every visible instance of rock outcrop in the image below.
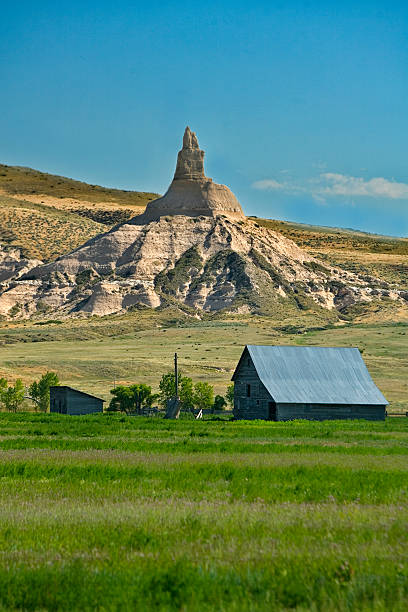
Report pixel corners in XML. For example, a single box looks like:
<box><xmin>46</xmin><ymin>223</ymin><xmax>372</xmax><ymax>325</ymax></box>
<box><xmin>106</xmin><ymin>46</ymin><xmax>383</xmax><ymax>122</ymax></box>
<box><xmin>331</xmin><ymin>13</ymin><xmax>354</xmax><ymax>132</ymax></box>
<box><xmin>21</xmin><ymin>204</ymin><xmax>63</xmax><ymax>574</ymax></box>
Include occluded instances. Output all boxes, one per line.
<box><xmin>138</xmin><ymin>127</ymin><xmax>245</xmax><ymax>222</ymax></box>
<box><xmin>0</xmin><ymin>215</ymin><xmax>402</xmax><ymax>318</ymax></box>
<box><xmin>174</xmin><ymin>126</ymin><xmax>205</xmax><ymax>180</ymax></box>
<box><xmin>0</xmin><ymin>127</ymin><xmax>404</xmax><ymax>319</ymax></box>
<box><xmin>0</xmin><ymin>245</ymin><xmax>42</xmax><ymax>283</ymax></box>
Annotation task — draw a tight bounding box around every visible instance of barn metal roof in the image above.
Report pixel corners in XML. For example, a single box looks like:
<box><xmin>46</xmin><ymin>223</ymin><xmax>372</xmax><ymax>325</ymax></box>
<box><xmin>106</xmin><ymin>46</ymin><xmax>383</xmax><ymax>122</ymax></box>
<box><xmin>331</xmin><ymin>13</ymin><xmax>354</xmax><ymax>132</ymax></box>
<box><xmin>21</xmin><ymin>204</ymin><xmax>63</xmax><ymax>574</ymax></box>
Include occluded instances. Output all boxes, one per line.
<box><xmin>234</xmin><ymin>346</ymin><xmax>388</xmax><ymax>405</ymax></box>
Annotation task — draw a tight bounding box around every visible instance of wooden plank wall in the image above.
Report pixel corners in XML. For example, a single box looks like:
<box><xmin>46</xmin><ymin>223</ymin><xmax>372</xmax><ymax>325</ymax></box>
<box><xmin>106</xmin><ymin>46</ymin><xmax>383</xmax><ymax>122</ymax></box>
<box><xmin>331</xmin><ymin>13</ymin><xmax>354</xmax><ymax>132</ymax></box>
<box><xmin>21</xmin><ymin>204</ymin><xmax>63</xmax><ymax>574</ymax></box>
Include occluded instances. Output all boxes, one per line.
<box><xmin>233</xmin><ymin>351</ymin><xmax>271</xmax><ymax>420</ymax></box>
<box><xmin>277</xmin><ymin>403</ymin><xmax>386</xmax><ymax>421</ymax></box>
<box><xmin>50</xmin><ymin>387</ymin><xmax>103</xmax><ymax>415</ymax></box>
<box><xmin>67</xmin><ymin>389</ymin><xmax>103</xmax><ymax>415</ymax></box>
<box><xmin>232</xmin><ymin>349</ymin><xmax>386</xmax><ymax>422</ymax></box>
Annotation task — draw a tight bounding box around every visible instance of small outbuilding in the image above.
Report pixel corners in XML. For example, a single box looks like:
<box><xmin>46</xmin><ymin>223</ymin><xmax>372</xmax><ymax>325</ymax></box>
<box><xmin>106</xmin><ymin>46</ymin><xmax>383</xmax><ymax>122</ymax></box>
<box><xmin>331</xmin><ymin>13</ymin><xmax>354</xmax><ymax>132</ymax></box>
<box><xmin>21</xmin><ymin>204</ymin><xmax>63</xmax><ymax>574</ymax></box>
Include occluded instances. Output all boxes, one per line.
<box><xmin>50</xmin><ymin>386</ymin><xmax>104</xmax><ymax>415</ymax></box>
<box><xmin>232</xmin><ymin>345</ymin><xmax>388</xmax><ymax>421</ymax></box>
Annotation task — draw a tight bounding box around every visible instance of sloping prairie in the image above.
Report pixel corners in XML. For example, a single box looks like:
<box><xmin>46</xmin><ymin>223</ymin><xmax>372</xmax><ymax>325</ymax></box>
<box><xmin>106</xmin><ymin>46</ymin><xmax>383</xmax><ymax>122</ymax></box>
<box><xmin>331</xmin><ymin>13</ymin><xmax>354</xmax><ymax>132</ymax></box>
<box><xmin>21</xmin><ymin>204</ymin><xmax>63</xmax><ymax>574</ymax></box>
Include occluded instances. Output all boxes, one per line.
<box><xmin>0</xmin><ymin>164</ymin><xmax>158</xmax><ymax>261</ymax></box>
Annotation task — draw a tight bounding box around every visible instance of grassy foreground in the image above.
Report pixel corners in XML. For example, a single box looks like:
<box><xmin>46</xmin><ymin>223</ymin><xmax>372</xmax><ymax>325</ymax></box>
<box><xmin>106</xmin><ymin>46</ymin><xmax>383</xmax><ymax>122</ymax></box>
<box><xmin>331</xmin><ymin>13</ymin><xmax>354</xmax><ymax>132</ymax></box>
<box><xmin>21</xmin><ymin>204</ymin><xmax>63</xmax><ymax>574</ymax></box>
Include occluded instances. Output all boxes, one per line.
<box><xmin>0</xmin><ymin>414</ymin><xmax>407</xmax><ymax>610</ymax></box>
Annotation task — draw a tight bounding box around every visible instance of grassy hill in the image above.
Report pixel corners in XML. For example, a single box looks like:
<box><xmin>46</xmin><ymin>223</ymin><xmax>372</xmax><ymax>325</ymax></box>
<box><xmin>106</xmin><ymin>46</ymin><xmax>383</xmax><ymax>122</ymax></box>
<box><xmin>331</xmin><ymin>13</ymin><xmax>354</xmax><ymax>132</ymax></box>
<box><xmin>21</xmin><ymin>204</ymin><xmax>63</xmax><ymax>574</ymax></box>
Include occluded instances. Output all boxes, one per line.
<box><xmin>251</xmin><ymin>217</ymin><xmax>408</xmax><ymax>290</ymax></box>
<box><xmin>0</xmin><ymin>164</ymin><xmax>159</xmax><ymax>261</ymax></box>
<box><xmin>0</xmin><ymin>164</ymin><xmax>157</xmax><ymax>206</ymax></box>
<box><xmin>0</xmin><ymin>193</ymin><xmax>107</xmax><ymax>262</ymax></box>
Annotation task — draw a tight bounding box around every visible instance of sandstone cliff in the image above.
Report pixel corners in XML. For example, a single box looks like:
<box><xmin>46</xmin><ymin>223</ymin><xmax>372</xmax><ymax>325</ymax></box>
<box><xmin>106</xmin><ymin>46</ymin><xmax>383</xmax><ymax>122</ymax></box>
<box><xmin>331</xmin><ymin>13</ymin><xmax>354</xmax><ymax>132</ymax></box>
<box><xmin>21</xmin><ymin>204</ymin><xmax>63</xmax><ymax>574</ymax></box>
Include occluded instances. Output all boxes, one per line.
<box><xmin>0</xmin><ymin>215</ymin><xmax>401</xmax><ymax>318</ymax></box>
<box><xmin>0</xmin><ymin>245</ymin><xmax>42</xmax><ymax>283</ymax></box>
<box><xmin>0</xmin><ymin>127</ymin><xmax>404</xmax><ymax>319</ymax></box>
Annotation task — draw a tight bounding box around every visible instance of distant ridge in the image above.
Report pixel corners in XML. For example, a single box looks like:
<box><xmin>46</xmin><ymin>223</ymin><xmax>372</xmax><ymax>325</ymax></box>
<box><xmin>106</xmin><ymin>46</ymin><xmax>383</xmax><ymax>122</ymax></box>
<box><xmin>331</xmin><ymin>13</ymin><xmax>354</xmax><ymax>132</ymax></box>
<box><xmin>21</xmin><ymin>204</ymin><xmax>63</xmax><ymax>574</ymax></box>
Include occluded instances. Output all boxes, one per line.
<box><xmin>0</xmin><ymin>163</ymin><xmax>158</xmax><ymax>206</ymax></box>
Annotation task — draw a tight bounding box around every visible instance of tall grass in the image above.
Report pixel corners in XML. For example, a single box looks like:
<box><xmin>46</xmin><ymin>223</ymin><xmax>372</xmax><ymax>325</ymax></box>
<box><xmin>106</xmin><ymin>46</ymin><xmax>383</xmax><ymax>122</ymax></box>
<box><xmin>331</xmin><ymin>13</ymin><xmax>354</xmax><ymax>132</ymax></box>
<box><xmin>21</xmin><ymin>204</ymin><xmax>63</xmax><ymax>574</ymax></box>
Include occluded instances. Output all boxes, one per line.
<box><xmin>0</xmin><ymin>414</ymin><xmax>407</xmax><ymax>610</ymax></box>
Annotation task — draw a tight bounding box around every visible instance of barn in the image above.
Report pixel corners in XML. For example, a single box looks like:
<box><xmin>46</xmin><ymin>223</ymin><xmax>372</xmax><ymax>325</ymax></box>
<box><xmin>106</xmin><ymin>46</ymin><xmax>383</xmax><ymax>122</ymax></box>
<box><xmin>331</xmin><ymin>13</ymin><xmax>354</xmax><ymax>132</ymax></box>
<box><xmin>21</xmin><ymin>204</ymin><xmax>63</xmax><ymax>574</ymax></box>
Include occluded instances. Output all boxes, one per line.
<box><xmin>232</xmin><ymin>345</ymin><xmax>388</xmax><ymax>421</ymax></box>
<box><xmin>50</xmin><ymin>386</ymin><xmax>104</xmax><ymax>415</ymax></box>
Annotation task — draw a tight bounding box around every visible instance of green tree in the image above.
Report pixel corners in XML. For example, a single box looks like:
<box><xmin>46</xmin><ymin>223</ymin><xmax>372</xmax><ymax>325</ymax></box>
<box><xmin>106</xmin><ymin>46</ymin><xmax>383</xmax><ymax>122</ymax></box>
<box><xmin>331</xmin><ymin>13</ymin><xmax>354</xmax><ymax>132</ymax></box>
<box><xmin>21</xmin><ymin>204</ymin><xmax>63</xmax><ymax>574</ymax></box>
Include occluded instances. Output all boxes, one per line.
<box><xmin>0</xmin><ymin>379</ymin><xmax>25</xmax><ymax>412</ymax></box>
<box><xmin>158</xmin><ymin>372</ymin><xmax>194</xmax><ymax>411</ymax></box>
<box><xmin>0</xmin><ymin>378</ymin><xmax>7</xmax><ymax>410</ymax></box>
<box><xmin>108</xmin><ymin>384</ymin><xmax>158</xmax><ymax>415</ymax></box>
<box><xmin>29</xmin><ymin>371</ymin><xmax>59</xmax><ymax>412</ymax></box>
<box><xmin>213</xmin><ymin>394</ymin><xmax>227</xmax><ymax>412</ymax></box>
<box><xmin>108</xmin><ymin>386</ymin><xmax>133</xmax><ymax>414</ymax></box>
<box><xmin>193</xmin><ymin>381</ymin><xmax>214</xmax><ymax>412</ymax></box>
<box><xmin>226</xmin><ymin>383</ymin><xmax>234</xmax><ymax>409</ymax></box>
<box><xmin>131</xmin><ymin>384</ymin><xmax>158</xmax><ymax>415</ymax></box>
<box><xmin>180</xmin><ymin>376</ymin><xmax>194</xmax><ymax>412</ymax></box>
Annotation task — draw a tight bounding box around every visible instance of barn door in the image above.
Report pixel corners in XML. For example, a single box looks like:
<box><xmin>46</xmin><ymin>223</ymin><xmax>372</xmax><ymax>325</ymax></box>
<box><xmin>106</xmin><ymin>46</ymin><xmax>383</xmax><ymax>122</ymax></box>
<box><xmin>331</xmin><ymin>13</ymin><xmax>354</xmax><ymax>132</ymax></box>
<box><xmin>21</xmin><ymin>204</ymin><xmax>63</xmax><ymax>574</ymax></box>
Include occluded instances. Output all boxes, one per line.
<box><xmin>268</xmin><ymin>401</ymin><xmax>277</xmax><ymax>421</ymax></box>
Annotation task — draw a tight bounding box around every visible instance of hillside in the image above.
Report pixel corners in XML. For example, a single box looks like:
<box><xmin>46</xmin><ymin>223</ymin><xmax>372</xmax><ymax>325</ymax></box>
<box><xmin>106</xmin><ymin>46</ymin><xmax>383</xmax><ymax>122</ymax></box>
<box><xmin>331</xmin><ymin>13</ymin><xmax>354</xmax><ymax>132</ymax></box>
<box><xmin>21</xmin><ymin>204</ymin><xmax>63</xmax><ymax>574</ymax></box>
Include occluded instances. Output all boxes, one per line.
<box><xmin>0</xmin><ymin>164</ymin><xmax>158</xmax><ymax>261</ymax></box>
<box><xmin>251</xmin><ymin>218</ymin><xmax>408</xmax><ymax>291</ymax></box>
<box><xmin>0</xmin><ymin>163</ymin><xmax>158</xmax><ymax>207</ymax></box>
<box><xmin>0</xmin><ymin>161</ymin><xmax>407</xmax><ymax>325</ymax></box>
<box><xmin>0</xmin><ymin>164</ymin><xmax>406</xmax><ymax>290</ymax></box>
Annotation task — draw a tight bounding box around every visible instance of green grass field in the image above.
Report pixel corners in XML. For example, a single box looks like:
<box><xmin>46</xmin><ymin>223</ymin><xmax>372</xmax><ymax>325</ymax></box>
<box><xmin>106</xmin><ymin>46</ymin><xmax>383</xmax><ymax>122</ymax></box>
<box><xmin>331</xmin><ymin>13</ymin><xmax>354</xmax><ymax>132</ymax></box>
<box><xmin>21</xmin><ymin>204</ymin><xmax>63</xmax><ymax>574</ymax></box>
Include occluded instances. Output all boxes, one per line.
<box><xmin>0</xmin><ymin>316</ymin><xmax>406</xmax><ymax>412</ymax></box>
<box><xmin>0</xmin><ymin>164</ymin><xmax>407</xmax><ymax>608</ymax></box>
<box><xmin>0</xmin><ymin>413</ymin><xmax>408</xmax><ymax>610</ymax></box>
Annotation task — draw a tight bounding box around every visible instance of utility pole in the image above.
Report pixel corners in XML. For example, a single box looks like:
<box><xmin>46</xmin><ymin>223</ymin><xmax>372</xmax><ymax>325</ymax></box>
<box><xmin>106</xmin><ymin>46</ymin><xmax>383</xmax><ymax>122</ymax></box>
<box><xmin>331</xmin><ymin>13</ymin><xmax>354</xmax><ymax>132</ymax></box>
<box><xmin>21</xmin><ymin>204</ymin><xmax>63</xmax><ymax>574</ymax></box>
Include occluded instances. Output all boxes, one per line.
<box><xmin>174</xmin><ymin>352</ymin><xmax>178</xmax><ymax>400</ymax></box>
<box><xmin>165</xmin><ymin>352</ymin><xmax>180</xmax><ymax>419</ymax></box>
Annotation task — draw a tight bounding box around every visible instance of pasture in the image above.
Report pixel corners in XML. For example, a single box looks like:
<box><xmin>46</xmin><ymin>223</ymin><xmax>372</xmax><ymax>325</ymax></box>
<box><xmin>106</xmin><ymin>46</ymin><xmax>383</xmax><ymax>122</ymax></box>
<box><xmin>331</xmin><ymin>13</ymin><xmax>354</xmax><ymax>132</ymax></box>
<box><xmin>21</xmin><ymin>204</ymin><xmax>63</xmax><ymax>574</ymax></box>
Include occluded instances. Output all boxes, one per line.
<box><xmin>0</xmin><ymin>317</ymin><xmax>406</xmax><ymax>412</ymax></box>
<box><xmin>0</xmin><ymin>414</ymin><xmax>408</xmax><ymax>610</ymax></box>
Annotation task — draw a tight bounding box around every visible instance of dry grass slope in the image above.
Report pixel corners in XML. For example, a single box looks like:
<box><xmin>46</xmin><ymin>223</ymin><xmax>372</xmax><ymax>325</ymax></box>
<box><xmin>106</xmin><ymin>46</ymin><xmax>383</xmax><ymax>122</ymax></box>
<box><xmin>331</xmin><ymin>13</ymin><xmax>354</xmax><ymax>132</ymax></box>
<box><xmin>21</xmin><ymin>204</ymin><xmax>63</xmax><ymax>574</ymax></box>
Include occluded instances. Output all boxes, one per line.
<box><xmin>0</xmin><ymin>164</ymin><xmax>158</xmax><ymax>206</ymax></box>
<box><xmin>251</xmin><ymin>217</ymin><xmax>408</xmax><ymax>290</ymax></box>
<box><xmin>0</xmin><ymin>164</ymin><xmax>159</xmax><ymax>261</ymax></box>
<box><xmin>0</xmin><ymin>194</ymin><xmax>106</xmax><ymax>262</ymax></box>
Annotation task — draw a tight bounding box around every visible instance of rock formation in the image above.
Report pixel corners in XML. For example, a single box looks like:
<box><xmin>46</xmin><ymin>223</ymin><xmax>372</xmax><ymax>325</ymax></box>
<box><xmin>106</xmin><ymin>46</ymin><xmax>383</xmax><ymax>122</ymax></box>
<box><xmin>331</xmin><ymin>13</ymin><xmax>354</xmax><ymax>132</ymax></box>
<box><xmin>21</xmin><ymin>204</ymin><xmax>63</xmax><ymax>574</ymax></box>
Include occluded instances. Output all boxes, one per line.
<box><xmin>174</xmin><ymin>126</ymin><xmax>205</xmax><ymax>180</ymax></box>
<box><xmin>0</xmin><ymin>215</ymin><xmax>402</xmax><ymax>318</ymax></box>
<box><xmin>0</xmin><ymin>245</ymin><xmax>42</xmax><ymax>283</ymax></box>
<box><xmin>138</xmin><ymin>127</ymin><xmax>245</xmax><ymax>222</ymax></box>
<box><xmin>0</xmin><ymin>127</ymin><xmax>405</xmax><ymax>319</ymax></box>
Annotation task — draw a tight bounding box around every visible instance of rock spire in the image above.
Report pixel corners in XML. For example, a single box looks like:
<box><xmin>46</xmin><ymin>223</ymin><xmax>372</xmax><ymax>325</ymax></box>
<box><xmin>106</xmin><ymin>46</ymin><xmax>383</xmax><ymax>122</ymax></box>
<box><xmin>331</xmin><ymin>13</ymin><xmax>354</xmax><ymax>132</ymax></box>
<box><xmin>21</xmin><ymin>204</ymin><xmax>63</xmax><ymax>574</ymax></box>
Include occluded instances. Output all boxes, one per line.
<box><xmin>136</xmin><ymin>127</ymin><xmax>245</xmax><ymax>222</ymax></box>
<box><xmin>173</xmin><ymin>126</ymin><xmax>205</xmax><ymax>180</ymax></box>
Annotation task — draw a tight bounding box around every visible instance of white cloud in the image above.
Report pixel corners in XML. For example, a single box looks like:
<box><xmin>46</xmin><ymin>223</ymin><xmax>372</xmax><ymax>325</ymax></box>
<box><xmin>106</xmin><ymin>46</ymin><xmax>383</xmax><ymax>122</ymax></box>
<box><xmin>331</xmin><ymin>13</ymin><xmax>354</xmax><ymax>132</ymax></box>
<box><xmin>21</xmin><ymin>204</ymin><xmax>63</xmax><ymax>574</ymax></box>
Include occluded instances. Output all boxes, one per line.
<box><xmin>252</xmin><ymin>179</ymin><xmax>285</xmax><ymax>191</ymax></box>
<box><xmin>318</xmin><ymin>173</ymin><xmax>408</xmax><ymax>199</ymax></box>
<box><xmin>252</xmin><ymin>173</ymin><xmax>408</xmax><ymax>201</ymax></box>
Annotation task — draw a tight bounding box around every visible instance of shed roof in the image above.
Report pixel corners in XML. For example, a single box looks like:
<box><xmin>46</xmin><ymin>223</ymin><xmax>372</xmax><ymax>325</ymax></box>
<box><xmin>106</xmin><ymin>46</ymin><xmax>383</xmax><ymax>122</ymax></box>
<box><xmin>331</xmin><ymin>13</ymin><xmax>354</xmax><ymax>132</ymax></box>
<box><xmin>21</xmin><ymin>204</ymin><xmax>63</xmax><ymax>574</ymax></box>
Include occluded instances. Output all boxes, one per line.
<box><xmin>50</xmin><ymin>386</ymin><xmax>105</xmax><ymax>402</ymax></box>
<box><xmin>232</xmin><ymin>345</ymin><xmax>388</xmax><ymax>405</ymax></box>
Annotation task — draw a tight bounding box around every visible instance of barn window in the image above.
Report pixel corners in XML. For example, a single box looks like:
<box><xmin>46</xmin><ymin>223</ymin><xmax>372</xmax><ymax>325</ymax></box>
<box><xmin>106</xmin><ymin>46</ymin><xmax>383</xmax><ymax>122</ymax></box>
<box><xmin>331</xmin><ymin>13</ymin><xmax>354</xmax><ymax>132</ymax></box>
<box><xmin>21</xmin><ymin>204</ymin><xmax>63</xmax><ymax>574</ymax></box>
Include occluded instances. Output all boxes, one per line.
<box><xmin>247</xmin><ymin>358</ymin><xmax>251</xmax><ymax>366</ymax></box>
<box><xmin>246</xmin><ymin>384</ymin><xmax>251</xmax><ymax>397</ymax></box>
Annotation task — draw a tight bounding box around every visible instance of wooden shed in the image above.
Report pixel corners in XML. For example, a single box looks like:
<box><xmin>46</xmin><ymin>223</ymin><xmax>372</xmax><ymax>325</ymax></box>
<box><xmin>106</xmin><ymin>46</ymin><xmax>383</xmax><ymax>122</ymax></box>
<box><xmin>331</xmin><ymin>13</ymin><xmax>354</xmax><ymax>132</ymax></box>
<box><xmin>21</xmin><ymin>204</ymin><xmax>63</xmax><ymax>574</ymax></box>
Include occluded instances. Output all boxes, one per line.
<box><xmin>50</xmin><ymin>386</ymin><xmax>104</xmax><ymax>415</ymax></box>
<box><xmin>232</xmin><ymin>345</ymin><xmax>388</xmax><ymax>421</ymax></box>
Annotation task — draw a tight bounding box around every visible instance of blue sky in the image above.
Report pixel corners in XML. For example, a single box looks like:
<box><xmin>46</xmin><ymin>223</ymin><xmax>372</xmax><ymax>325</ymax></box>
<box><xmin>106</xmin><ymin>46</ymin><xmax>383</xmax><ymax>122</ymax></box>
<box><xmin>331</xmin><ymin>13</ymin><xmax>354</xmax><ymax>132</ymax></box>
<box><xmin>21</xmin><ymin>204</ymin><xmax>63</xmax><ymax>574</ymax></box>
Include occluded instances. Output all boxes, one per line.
<box><xmin>1</xmin><ymin>1</ymin><xmax>407</xmax><ymax>236</ymax></box>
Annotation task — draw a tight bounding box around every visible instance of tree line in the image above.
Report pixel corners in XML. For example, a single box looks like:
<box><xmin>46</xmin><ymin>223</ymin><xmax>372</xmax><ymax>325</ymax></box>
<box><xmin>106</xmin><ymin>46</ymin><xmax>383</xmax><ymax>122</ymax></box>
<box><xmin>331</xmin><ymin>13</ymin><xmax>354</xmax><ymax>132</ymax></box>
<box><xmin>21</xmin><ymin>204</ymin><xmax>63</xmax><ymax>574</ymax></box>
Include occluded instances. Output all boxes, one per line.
<box><xmin>0</xmin><ymin>370</ymin><xmax>234</xmax><ymax>415</ymax></box>
<box><xmin>107</xmin><ymin>372</ymin><xmax>234</xmax><ymax>415</ymax></box>
<box><xmin>0</xmin><ymin>372</ymin><xmax>59</xmax><ymax>412</ymax></box>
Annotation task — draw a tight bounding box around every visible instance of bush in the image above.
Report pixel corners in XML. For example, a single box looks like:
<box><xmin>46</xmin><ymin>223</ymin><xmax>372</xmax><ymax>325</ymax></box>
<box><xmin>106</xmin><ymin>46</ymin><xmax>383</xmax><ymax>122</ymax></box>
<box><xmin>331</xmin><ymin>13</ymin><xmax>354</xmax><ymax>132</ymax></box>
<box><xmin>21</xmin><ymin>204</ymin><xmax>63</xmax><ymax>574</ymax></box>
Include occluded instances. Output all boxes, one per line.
<box><xmin>213</xmin><ymin>395</ymin><xmax>227</xmax><ymax>411</ymax></box>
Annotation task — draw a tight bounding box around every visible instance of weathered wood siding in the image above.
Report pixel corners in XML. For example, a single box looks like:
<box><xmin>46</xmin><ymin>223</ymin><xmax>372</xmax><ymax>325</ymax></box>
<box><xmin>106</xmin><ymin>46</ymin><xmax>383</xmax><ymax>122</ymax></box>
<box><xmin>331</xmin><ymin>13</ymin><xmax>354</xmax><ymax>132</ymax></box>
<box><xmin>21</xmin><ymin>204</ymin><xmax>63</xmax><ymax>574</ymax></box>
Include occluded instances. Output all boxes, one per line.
<box><xmin>50</xmin><ymin>387</ymin><xmax>103</xmax><ymax>415</ymax></box>
<box><xmin>277</xmin><ymin>403</ymin><xmax>386</xmax><ymax>421</ymax></box>
<box><xmin>232</xmin><ymin>348</ymin><xmax>386</xmax><ymax>422</ymax></box>
<box><xmin>233</xmin><ymin>350</ymin><xmax>271</xmax><ymax>420</ymax></box>
<box><xmin>50</xmin><ymin>387</ymin><xmax>68</xmax><ymax>414</ymax></box>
